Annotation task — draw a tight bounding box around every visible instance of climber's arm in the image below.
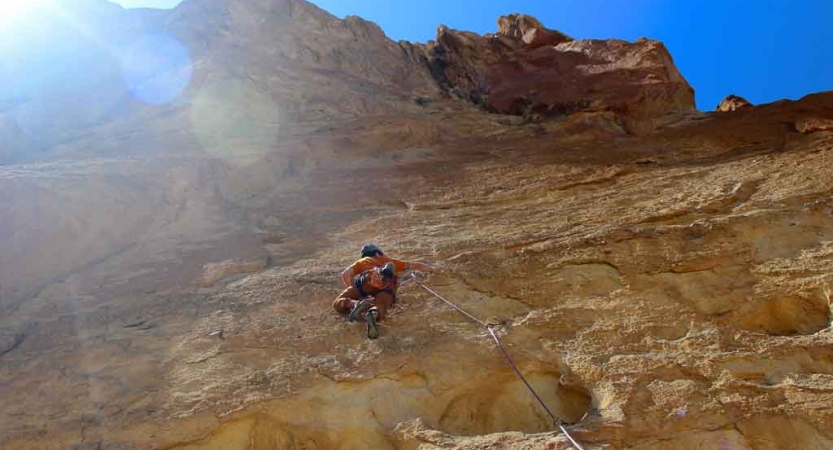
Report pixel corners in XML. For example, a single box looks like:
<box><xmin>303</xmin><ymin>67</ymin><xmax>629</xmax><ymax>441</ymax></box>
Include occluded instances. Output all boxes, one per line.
<box><xmin>406</xmin><ymin>261</ymin><xmax>432</xmax><ymax>272</ymax></box>
<box><xmin>341</xmin><ymin>267</ymin><xmax>355</xmax><ymax>287</ymax></box>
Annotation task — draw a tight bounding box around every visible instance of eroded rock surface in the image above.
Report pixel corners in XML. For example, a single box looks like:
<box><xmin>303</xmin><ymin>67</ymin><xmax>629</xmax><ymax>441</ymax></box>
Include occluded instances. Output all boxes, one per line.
<box><xmin>1</xmin><ymin>1</ymin><xmax>833</xmax><ymax>450</ymax></box>
<box><xmin>717</xmin><ymin>94</ymin><xmax>753</xmax><ymax>112</ymax></box>
<box><xmin>421</xmin><ymin>18</ymin><xmax>695</xmax><ymax>133</ymax></box>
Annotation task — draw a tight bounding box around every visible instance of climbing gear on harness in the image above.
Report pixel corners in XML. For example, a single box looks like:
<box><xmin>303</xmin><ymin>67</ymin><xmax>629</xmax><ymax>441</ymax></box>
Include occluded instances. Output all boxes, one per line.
<box><xmin>409</xmin><ymin>273</ymin><xmax>587</xmax><ymax>450</ymax></box>
<box><xmin>380</xmin><ymin>262</ymin><xmax>396</xmax><ymax>278</ymax></box>
<box><xmin>354</xmin><ymin>266</ymin><xmax>397</xmax><ymax>297</ymax></box>
<box><xmin>365</xmin><ymin>310</ymin><xmax>379</xmax><ymax>339</ymax></box>
<box><xmin>353</xmin><ymin>273</ymin><xmax>370</xmax><ymax>298</ymax></box>
<box><xmin>347</xmin><ymin>298</ymin><xmax>373</xmax><ymax>322</ymax></box>
<box><xmin>360</xmin><ymin>244</ymin><xmax>384</xmax><ymax>258</ymax></box>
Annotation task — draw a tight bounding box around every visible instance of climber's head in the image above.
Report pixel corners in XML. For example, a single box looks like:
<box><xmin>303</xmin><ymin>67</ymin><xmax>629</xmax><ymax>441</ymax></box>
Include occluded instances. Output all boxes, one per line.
<box><xmin>360</xmin><ymin>244</ymin><xmax>384</xmax><ymax>258</ymax></box>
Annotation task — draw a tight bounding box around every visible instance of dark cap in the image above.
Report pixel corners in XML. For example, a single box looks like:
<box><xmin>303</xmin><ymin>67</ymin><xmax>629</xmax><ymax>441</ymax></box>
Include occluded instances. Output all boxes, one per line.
<box><xmin>360</xmin><ymin>244</ymin><xmax>384</xmax><ymax>258</ymax></box>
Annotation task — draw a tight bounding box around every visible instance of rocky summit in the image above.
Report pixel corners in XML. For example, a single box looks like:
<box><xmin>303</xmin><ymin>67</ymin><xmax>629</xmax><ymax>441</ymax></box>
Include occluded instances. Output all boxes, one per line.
<box><xmin>1</xmin><ymin>1</ymin><xmax>833</xmax><ymax>449</ymax></box>
<box><xmin>716</xmin><ymin>95</ymin><xmax>753</xmax><ymax>112</ymax></box>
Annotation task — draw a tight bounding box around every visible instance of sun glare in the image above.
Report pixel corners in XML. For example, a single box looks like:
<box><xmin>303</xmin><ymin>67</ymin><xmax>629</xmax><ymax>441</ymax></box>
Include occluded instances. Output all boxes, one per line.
<box><xmin>0</xmin><ymin>0</ymin><xmax>47</xmax><ymax>23</ymax></box>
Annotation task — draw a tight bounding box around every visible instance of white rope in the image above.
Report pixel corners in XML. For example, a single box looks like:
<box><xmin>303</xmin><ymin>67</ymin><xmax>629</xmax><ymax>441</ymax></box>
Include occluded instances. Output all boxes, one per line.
<box><xmin>410</xmin><ymin>273</ymin><xmax>587</xmax><ymax>450</ymax></box>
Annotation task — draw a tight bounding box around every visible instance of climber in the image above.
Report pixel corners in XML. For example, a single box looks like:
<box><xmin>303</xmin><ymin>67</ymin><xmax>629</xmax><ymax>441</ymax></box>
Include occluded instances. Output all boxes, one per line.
<box><xmin>333</xmin><ymin>244</ymin><xmax>432</xmax><ymax>339</ymax></box>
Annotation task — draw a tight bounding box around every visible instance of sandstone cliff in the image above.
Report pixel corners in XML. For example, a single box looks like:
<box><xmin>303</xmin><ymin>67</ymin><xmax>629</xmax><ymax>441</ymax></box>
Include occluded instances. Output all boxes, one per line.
<box><xmin>717</xmin><ymin>94</ymin><xmax>753</xmax><ymax>112</ymax></box>
<box><xmin>1</xmin><ymin>1</ymin><xmax>833</xmax><ymax>450</ymax></box>
<box><xmin>421</xmin><ymin>15</ymin><xmax>695</xmax><ymax>134</ymax></box>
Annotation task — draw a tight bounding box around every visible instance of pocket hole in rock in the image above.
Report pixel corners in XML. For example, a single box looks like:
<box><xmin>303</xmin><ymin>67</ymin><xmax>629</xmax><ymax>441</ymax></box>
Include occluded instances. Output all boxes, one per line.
<box><xmin>732</xmin><ymin>291</ymin><xmax>830</xmax><ymax>336</ymax></box>
<box><xmin>437</xmin><ymin>371</ymin><xmax>592</xmax><ymax>436</ymax></box>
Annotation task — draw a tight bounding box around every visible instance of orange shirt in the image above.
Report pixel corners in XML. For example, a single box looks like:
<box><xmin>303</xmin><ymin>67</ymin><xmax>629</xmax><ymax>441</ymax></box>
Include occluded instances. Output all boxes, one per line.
<box><xmin>349</xmin><ymin>255</ymin><xmax>408</xmax><ymax>275</ymax></box>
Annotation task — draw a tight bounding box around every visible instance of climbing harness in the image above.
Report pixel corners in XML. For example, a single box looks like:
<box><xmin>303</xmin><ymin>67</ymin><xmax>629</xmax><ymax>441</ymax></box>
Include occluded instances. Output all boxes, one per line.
<box><xmin>353</xmin><ymin>272</ymin><xmax>370</xmax><ymax>298</ymax></box>
<box><xmin>354</xmin><ymin>266</ymin><xmax>398</xmax><ymax>299</ymax></box>
<box><xmin>409</xmin><ymin>273</ymin><xmax>587</xmax><ymax>450</ymax></box>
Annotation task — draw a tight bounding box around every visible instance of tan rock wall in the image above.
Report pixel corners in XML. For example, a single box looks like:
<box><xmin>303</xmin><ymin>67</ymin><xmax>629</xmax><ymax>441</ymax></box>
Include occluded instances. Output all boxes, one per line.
<box><xmin>2</xmin><ymin>2</ymin><xmax>833</xmax><ymax>450</ymax></box>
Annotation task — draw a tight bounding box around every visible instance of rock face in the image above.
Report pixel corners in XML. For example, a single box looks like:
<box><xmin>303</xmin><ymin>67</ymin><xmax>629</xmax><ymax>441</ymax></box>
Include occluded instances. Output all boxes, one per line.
<box><xmin>795</xmin><ymin>116</ymin><xmax>833</xmax><ymax>133</ymax></box>
<box><xmin>2</xmin><ymin>1</ymin><xmax>833</xmax><ymax>450</ymax></box>
<box><xmin>421</xmin><ymin>16</ymin><xmax>695</xmax><ymax>133</ymax></box>
<box><xmin>716</xmin><ymin>94</ymin><xmax>753</xmax><ymax>111</ymax></box>
<box><xmin>497</xmin><ymin>13</ymin><xmax>573</xmax><ymax>48</ymax></box>
<box><xmin>0</xmin><ymin>2</ymin><xmax>693</xmax><ymax>166</ymax></box>
<box><xmin>0</xmin><ymin>0</ymin><xmax>440</xmax><ymax>165</ymax></box>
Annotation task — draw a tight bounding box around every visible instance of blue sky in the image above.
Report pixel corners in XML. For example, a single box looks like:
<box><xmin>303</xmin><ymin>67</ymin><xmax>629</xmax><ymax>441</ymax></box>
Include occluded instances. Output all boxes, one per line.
<box><xmin>112</xmin><ymin>0</ymin><xmax>833</xmax><ymax>110</ymax></box>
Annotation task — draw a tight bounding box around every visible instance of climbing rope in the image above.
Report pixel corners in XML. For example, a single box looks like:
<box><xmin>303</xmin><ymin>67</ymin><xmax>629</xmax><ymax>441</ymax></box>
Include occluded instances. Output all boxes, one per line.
<box><xmin>410</xmin><ymin>273</ymin><xmax>587</xmax><ymax>450</ymax></box>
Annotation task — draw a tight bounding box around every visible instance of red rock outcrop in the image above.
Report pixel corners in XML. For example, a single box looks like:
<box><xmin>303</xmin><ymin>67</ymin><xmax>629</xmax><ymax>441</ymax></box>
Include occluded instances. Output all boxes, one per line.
<box><xmin>422</xmin><ymin>16</ymin><xmax>695</xmax><ymax>133</ymax></box>
<box><xmin>716</xmin><ymin>94</ymin><xmax>753</xmax><ymax>111</ymax></box>
<box><xmin>496</xmin><ymin>13</ymin><xmax>573</xmax><ymax>48</ymax></box>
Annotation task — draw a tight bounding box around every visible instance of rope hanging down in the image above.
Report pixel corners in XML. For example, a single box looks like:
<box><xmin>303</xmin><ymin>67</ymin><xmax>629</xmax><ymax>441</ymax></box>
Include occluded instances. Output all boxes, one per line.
<box><xmin>410</xmin><ymin>273</ymin><xmax>587</xmax><ymax>450</ymax></box>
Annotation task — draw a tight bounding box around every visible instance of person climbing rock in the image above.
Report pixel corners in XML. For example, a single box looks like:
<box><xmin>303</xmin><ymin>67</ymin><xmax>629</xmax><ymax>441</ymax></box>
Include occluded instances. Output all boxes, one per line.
<box><xmin>333</xmin><ymin>244</ymin><xmax>432</xmax><ymax>339</ymax></box>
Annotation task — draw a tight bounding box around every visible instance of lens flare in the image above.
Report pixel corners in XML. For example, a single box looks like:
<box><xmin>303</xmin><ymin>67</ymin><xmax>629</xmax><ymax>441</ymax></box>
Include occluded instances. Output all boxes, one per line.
<box><xmin>189</xmin><ymin>78</ymin><xmax>280</xmax><ymax>165</ymax></box>
<box><xmin>121</xmin><ymin>33</ymin><xmax>192</xmax><ymax>105</ymax></box>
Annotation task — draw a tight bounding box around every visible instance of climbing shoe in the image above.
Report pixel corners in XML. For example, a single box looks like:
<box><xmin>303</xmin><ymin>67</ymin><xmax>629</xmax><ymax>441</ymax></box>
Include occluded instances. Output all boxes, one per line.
<box><xmin>347</xmin><ymin>298</ymin><xmax>372</xmax><ymax>323</ymax></box>
<box><xmin>365</xmin><ymin>310</ymin><xmax>379</xmax><ymax>340</ymax></box>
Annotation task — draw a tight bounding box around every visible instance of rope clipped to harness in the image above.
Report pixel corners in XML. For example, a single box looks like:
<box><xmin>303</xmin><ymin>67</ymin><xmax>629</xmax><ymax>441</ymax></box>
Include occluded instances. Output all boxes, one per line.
<box><xmin>410</xmin><ymin>273</ymin><xmax>587</xmax><ymax>450</ymax></box>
